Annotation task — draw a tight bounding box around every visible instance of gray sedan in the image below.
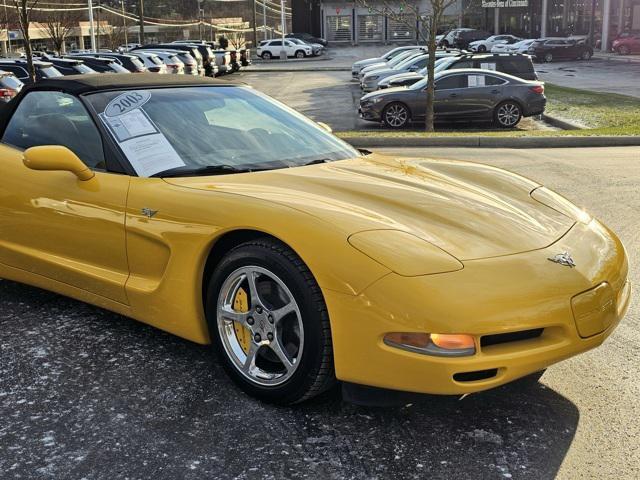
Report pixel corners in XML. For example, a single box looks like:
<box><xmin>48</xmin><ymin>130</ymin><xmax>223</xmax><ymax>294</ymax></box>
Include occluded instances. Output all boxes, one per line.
<box><xmin>359</xmin><ymin>68</ymin><xmax>546</xmax><ymax>129</ymax></box>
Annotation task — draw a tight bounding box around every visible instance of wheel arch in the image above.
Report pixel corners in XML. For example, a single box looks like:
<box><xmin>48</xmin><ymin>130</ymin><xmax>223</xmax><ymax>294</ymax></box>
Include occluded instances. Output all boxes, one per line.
<box><xmin>201</xmin><ymin>229</ymin><xmax>290</xmax><ymax>312</ymax></box>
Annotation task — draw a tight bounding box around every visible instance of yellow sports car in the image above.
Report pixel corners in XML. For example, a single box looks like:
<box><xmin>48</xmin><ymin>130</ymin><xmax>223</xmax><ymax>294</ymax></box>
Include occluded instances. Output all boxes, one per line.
<box><xmin>0</xmin><ymin>75</ymin><xmax>630</xmax><ymax>404</ymax></box>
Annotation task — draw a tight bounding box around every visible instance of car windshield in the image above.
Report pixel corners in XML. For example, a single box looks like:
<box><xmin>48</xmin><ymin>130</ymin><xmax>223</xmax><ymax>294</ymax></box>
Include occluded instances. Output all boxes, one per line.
<box><xmin>433</xmin><ymin>56</ymin><xmax>458</xmax><ymax>73</ymax></box>
<box><xmin>394</xmin><ymin>54</ymin><xmax>424</xmax><ymax>70</ymax></box>
<box><xmin>86</xmin><ymin>86</ymin><xmax>359</xmax><ymax>177</ymax></box>
<box><xmin>40</xmin><ymin>66</ymin><xmax>63</xmax><ymax>78</ymax></box>
<box><xmin>388</xmin><ymin>50</ymin><xmax>418</xmax><ymax>67</ymax></box>
<box><xmin>74</xmin><ymin>63</ymin><xmax>96</xmax><ymax>74</ymax></box>
<box><xmin>410</xmin><ymin>71</ymin><xmax>446</xmax><ymax>90</ymax></box>
<box><xmin>109</xmin><ymin>62</ymin><xmax>129</xmax><ymax>73</ymax></box>
<box><xmin>0</xmin><ymin>75</ymin><xmax>22</xmax><ymax>90</ymax></box>
<box><xmin>130</xmin><ymin>57</ymin><xmax>145</xmax><ymax>70</ymax></box>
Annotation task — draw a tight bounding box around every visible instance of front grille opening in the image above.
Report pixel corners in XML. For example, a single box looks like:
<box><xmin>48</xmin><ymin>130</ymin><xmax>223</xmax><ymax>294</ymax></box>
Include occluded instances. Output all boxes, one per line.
<box><xmin>481</xmin><ymin>328</ymin><xmax>544</xmax><ymax>348</ymax></box>
<box><xmin>454</xmin><ymin>369</ymin><xmax>498</xmax><ymax>382</ymax></box>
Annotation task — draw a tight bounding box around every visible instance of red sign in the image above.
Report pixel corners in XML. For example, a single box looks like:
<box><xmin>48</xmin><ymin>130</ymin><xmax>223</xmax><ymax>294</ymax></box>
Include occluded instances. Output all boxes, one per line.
<box><xmin>336</xmin><ymin>8</ymin><xmax>341</xmax><ymax>14</ymax></box>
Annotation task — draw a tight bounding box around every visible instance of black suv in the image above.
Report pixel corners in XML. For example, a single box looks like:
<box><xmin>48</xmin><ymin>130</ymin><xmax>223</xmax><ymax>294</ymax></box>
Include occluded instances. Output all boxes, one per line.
<box><xmin>0</xmin><ymin>59</ymin><xmax>63</xmax><ymax>84</ymax></box>
<box><xmin>528</xmin><ymin>38</ymin><xmax>593</xmax><ymax>62</ymax></box>
<box><xmin>63</xmin><ymin>55</ymin><xmax>129</xmax><ymax>73</ymax></box>
<box><xmin>441</xmin><ymin>29</ymin><xmax>491</xmax><ymax>49</ymax></box>
<box><xmin>38</xmin><ymin>56</ymin><xmax>97</xmax><ymax>75</ymax></box>
<box><xmin>439</xmin><ymin>53</ymin><xmax>538</xmax><ymax>80</ymax></box>
<box><xmin>70</xmin><ymin>53</ymin><xmax>147</xmax><ymax>72</ymax></box>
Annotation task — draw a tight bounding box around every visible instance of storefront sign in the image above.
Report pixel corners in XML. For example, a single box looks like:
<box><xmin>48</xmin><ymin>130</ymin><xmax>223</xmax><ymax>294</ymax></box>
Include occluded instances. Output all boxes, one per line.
<box><xmin>481</xmin><ymin>0</ymin><xmax>528</xmax><ymax>7</ymax></box>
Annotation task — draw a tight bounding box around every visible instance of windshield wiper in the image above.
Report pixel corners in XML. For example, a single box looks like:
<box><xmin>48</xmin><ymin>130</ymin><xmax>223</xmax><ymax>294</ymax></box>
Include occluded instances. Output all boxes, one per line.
<box><xmin>151</xmin><ymin>164</ymin><xmax>254</xmax><ymax>178</ymax></box>
<box><xmin>299</xmin><ymin>158</ymin><xmax>332</xmax><ymax>167</ymax></box>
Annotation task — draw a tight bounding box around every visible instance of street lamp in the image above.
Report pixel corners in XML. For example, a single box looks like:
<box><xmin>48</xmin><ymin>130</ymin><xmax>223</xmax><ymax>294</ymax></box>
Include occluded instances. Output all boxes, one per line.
<box><xmin>279</xmin><ymin>0</ymin><xmax>286</xmax><ymax>59</ymax></box>
<box><xmin>87</xmin><ymin>0</ymin><xmax>97</xmax><ymax>51</ymax></box>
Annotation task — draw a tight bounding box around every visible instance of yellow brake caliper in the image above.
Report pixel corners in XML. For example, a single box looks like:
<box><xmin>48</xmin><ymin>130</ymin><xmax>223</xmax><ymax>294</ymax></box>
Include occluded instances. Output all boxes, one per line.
<box><xmin>233</xmin><ymin>287</ymin><xmax>251</xmax><ymax>354</ymax></box>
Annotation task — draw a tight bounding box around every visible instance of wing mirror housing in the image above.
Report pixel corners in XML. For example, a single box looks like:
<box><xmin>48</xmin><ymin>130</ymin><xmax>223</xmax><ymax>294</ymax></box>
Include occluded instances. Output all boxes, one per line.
<box><xmin>317</xmin><ymin>122</ymin><xmax>333</xmax><ymax>133</ymax></box>
<box><xmin>23</xmin><ymin>145</ymin><xmax>94</xmax><ymax>181</ymax></box>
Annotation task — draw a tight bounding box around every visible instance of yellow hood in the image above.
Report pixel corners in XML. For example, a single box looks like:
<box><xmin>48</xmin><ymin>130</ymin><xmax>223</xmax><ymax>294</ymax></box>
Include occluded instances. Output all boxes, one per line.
<box><xmin>164</xmin><ymin>154</ymin><xmax>574</xmax><ymax>260</ymax></box>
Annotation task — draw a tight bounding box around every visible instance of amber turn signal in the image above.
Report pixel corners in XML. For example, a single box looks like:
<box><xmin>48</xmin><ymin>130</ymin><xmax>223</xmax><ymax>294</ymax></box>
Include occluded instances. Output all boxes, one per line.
<box><xmin>430</xmin><ymin>333</ymin><xmax>475</xmax><ymax>350</ymax></box>
<box><xmin>384</xmin><ymin>332</ymin><xmax>476</xmax><ymax>357</ymax></box>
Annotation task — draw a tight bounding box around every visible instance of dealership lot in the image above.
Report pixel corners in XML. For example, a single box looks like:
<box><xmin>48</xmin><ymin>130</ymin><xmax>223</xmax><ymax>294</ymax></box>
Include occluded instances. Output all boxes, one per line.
<box><xmin>238</xmin><ymin>70</ymin><xmax>551</xmax><ymax>132</ymax></box>
<box><xmin>1</xmin><ymin>146</ymin><xmax>638</xmax><ymax>480</ymax></box>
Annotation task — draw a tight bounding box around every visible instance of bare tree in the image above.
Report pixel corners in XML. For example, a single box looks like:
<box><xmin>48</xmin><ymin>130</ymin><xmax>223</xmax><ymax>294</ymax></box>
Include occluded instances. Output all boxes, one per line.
<box><xmin>37</xmin><ymin>1</ymin><xmax>79</xmax><ymax>54</ymax></box>
<box><xmin>12</xmin><ymin>0</ymin><xmax>39</xmax><ymax>81</ymax></box>
<box><xmin>225</xmin><ymin>29</ymin><xmax>246</xmax><ymax>50</ymax></box>
<box><xmin>356</xmin><ymin>0</ymin><xmax>456</xmax><ymax>131</ymax></box>
<box><xmin>99</xmin><ymin>12</ymin><xmax>126</xmax><ymax>51</ymax></box>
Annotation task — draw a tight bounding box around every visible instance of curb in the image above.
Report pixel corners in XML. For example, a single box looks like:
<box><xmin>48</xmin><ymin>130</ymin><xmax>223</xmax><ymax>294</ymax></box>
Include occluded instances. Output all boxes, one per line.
<box><xmin>541</xmin><ymin>114</ymin><xmax>584</xmax><ymax>130</ymax></box>
<box><xmin>341</xmin><ymin>135</ymin><xmax>640</xmax><ymax>149</ymax></box>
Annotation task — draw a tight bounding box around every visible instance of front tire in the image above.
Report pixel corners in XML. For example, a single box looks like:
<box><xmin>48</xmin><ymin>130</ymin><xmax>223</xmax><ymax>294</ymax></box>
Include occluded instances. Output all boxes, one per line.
<box><xmin>544</xmin><ymin>52</ymin><xmax>553</xmax><ymax>62</ymax></box>
<box><xmin>494</xmin><ymin>101</ymin><xmax>522</xmax><ymax>128</ymax></box>
<box><xmin>618</xmin><ymin>45</ymin><xmax>630</xmax><ymax>55</ymax></box>
<box><xmin>206</xmin><ymin>238</ymin><xmax>335</xmax><ymax>404</ymax></box>
<box><xmin>477</xmin><ymin>45</ymin><xmax>487</xmax><ymax>52</ymax></box>
<box><xmin>295</xmin><ymin>50</ymin><xmax>306</xmax><ymax>59</ymax></box>
<box><xmin>581</xmin><ymin>50</ymin><xmax>592</xmax><ymax>60</ymax></box>
<box><xmin>383</xmin><ymin>102</ymin><xmax>410</xmax><ymax>129</ymax></box>
<box><xmin>261</xmin><ymin>51</ymin><xmax>272</xmax><ymax>60</ymax></box>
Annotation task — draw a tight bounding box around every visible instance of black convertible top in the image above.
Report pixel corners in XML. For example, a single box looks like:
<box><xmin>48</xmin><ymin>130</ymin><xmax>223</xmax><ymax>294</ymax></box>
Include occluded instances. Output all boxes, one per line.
<box><xmin>19</xmin><ymin>73</ymin><xmax>239</xmax><ymax>95</ymax></box>
<box><xmin>0</xmin><ymin>73</ymin><xmax>243</xmax><ymax>136</ymax></box>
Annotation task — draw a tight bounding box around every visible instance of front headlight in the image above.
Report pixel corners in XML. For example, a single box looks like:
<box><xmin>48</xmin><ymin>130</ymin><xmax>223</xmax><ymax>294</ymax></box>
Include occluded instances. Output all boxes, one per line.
<box><xmin>371</xmin><ymin>96</ymin><xmax>384</xmax><ymax>104</ymax></box>
<box><xmin>348</xmin><ymin>229</ymin><xmax>463</xmax><ymax>276</ymax></box>
<box><xmin>530</xmin><ymin>186</ymin><xmax>591</xmax><ymax>224</ymax></box>
<box><xmin>368</xmin><ymin>75</ymin><xmax>379</xmax><ymax>81</ymax></box>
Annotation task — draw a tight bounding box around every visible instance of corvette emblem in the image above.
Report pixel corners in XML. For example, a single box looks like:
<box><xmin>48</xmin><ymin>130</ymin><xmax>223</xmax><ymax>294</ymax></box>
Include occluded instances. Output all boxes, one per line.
<box><xmin>548</xmin><ymin>252</ymin><xmax>576</xmax><ymax>267</ymax></box>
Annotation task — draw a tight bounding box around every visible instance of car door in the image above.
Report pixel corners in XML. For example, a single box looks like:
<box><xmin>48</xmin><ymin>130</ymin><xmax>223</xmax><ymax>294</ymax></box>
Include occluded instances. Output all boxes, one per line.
<box><xmin>285</xmin><ymin>40</ymin><xmax>297</xmax><ymax>56</ymax></box>
<box><xmin>0</xmin><ymin>90</ymin><xmax>130</xmax><ymax>304</ymax></box>
<box><xmin>454</xmin><ymin>73</ymin><xmax>505</xmax><ymax>117</ymax></box>
<box><xmin>432</xmin><ymin>73</ymin><xmax>469</xmax><ymax>118</ymax></box>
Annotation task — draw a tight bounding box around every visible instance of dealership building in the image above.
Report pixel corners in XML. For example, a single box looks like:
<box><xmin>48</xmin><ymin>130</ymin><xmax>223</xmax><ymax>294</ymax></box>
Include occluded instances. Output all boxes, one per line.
<box><xmin>292</xmin><ymin>0</ymin><xmax>640</xmax><ymax>50</ymax></box>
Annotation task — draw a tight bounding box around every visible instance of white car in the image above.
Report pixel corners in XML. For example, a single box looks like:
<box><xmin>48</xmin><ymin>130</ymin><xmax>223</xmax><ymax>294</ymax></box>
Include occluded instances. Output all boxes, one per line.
<box><xmin>469</xmin><ymin>35</ymin><xmax>521</xmax><ymax>52</ymax></box>
<box><xmin>257</xmin><ymin>39</ymin><xmax>313</xmax><ymax>59</ymax></box>
<box><xmin>351</xmin><ymin>45</ymin><xmax>423</xmax><ymax>78</ymax></box>
<box><xmin>492</xmin><ymin>39</ymin><xmax>536</xmax><ymax>54</ymax></box>
<box><xmin>139</xmin><ymin>50</ymin><xmax>185</xmax><ymax>74</ymax></box>
<box><xmin>129</xmin><ymin>51</ymin><xmax>168</xmax><ymax>74</ymax></box>
<box><xmin>118</xmin><ymin>43</ymin><xmax>141</xmax><ymax>52</ymax></box>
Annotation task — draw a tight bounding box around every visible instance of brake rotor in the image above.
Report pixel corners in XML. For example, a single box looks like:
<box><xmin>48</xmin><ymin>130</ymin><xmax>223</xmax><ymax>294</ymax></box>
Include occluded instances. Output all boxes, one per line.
<box><xmin>232</xmin><ymin>287</ymin><xmax>251</xmax><ymax>354</ymax></box>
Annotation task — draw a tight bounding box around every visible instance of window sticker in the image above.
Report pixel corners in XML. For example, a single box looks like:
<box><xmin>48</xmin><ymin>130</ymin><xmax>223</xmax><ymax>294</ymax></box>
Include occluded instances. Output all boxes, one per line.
<box><xmin>100</xmin><ymin>91</ymin><xmax>185</xmax><ymax>177</ymax></box>
<box><xmin>480</xmin><ymin>62</ymin><xmax>497</xmax><ymax>70</ymax></box>
<box><xmin>104</xmin><ymin>90</ymin><xmax>151</xmax><ymax>117</ymax></box>
<box><xmin>468</xmin><ymin>75</ymin><xmax>485</xmax><ymax>87</ymax></box>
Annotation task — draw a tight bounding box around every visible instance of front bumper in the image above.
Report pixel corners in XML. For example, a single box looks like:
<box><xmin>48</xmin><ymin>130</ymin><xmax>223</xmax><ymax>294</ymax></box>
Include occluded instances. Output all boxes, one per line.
<box><xmin>325</xmin><ymin>219</ymin><xmax>629</xmax><ymax>395</ymax></box>
<box><xmin>358</xmin><ymin>102</ymin><xmax>383</xmax><ymax>122</ymax></box>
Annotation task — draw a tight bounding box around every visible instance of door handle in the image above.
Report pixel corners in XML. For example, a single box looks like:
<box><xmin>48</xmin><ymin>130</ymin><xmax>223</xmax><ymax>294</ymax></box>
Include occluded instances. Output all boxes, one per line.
<box><xmin>491</xmin><ymin>89</ymin><xmax>499</xmax><ymax>94</ymax></box>
<box><xmin>449</xmin><ymin>93</ymin><xmax>458</xmax><ymax>97</ymax></box>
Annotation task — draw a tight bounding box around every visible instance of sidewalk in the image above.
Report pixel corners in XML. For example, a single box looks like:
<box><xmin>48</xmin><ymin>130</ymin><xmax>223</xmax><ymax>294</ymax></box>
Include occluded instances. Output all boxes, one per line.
<box><xmin>593</xmin><ymin>51</ymin><xmax>640</xmax><ymax>64</ymax></box>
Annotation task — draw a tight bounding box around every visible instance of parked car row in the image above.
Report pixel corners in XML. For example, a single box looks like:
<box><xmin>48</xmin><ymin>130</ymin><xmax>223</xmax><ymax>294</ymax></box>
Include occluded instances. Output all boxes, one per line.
<box><xmin>256</xmin><ymin>32</ymin><xmax>327</xmax><ymax>60</ymax></box>
<box><xmin>352</xmin><ymin>45</ymin><xmax>546</xmax><ymax>130</ymax></box>
<box><xmin>440</xmin><ymin>29</ymin><xmax>595</xmax><ymax>63</ymax></box>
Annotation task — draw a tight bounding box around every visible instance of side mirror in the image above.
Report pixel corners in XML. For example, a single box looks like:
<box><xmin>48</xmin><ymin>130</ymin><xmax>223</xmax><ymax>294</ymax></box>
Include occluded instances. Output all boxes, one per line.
<box><xmin>317</xmin><ymin>122</ymin><xmax>333</xmax><ymax>133</ymax></box>
<box><xmin>23</xmin><ymin>145</ymin><xmax>94</xmax><ymax>181</ymax></box>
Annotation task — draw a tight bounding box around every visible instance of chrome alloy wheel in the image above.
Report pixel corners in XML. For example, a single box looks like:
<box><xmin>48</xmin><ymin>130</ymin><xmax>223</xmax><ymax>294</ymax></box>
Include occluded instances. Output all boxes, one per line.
<box><xmin>384</xmin><ymin>104</ymin><xmax>408</xmax><ymax>128</ymax></box>
<box><xmin>497</xmin><ymin>103</ymin><xmax>520</xmax><ymax>127</ymax></box>
<box><xmin>217</xmin><ymin>266</ymin><xmax>304</xmax><ymax>386</ymax></box>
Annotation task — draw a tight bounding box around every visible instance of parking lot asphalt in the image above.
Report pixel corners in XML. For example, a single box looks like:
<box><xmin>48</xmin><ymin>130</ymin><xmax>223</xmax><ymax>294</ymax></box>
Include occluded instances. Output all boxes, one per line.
<box><xmin>1</xmin><ymin>146</ymin><xmax>638</xmax><ymax>480</ymax></box>
<box><xmin>237</xmin><ymin>70</ymin><xmax>551</xmax><ymax>132</ymax></box>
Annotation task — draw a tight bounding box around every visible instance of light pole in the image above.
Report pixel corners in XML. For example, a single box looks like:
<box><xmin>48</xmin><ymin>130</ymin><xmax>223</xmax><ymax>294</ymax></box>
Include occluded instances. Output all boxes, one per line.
<box><xmin>252</xmin><ymin>0</ymin><xmax>257</xmax><ymax>47</ymax></box>
<box><xmin>198</xmin><ymin>0</ymin><xmax>204</xmax><ymax>40</ymax></box>
<box><xmin>138</xmin><ymin>0</ymin><xmax>144</xmax><ymax>44</ymax></box>
<box><xmin>279</xmin><ymin>0</ymin><xmax>286</xmax><ymax>59</ymax></box>
<box><xmin>88</xmin><ymin>0</ymin><xmax>97</xmax><ymax>52</ymax></box>
<box><xmin>263</xmin><ymin>0</ymin><xmax>267</xmax><ymax>40</ymax></box>
<box><xmin>121</xmin><ymin>0</ymin><xmax>128</xmax><ymax>47</ymax></box>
